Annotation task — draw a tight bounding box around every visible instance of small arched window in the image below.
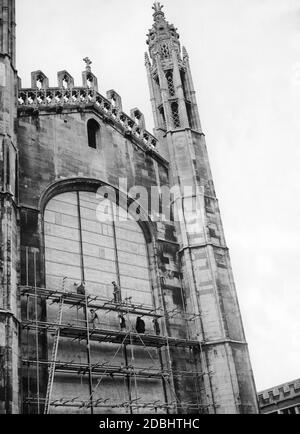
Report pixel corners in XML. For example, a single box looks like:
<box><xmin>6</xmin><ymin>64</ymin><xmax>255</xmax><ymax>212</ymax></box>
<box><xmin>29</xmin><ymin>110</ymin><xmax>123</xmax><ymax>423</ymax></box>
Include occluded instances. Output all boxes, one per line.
<box><xmin>87</xmin><ymin>119</ymin><xmax>100</xmax><ymax>149</ymax></box>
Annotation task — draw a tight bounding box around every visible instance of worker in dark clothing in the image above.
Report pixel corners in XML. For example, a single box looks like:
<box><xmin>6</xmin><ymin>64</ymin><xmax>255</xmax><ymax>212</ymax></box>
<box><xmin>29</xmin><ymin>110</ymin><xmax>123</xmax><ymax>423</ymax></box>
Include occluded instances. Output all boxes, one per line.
<box><xmin>90</xmin><ymin>309</ymin><xmax>99</xmax><ymax>329</ymax></box>
<box><xmin>153</xmin><ymin>319</ymin><xmax>161</xmax><ymax>336</ymax></box>
<box><xmin>112</xmin><ymin>281</ymin><xmax>121</xmax><ymax>303</ymax></box>
<box><xmin>136</xmin><ymin>316</ymin><xmax>146</xmax><ymax>334</ymax></box>
<box><xmin>74</xmin><ymin>282</ymin><xmax>85</xmax><ymax>295</ymax></box>
<box><xmin>119</xmin><ymin>314</ymin><xmax>126</xmax><ymax>331</ymax></box>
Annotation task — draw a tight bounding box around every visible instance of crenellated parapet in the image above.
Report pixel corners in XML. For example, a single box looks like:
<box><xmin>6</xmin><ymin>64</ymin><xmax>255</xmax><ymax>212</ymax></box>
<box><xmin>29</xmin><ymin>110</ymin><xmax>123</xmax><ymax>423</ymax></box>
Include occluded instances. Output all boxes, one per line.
<box><xmin>130</xmin><ymin>108</ymin><xmax>146</xmax><ymax>130</ymax></box>
<box><xmin>17</xmin><ymin>68</ymin><xmax>162</xmax><ymax>160</ymax></box>
<box><xmin>258</xmin><ymin>379</ymin><xmax>300</xmax><ymax>414</ymax></box>
<box><xmin>106</xmin><ymin>89</ymin><xmax>123</xmax><ymax>111</ymax></box>
<box><xmin>57</xmin><ymin>70</ymin><xmax>75</xmax><ymax>89</ymax></box>
<box><xmin>31</xmin><ymin>70</ymin><xmax>49</xmax><ymax>89</ymax></box>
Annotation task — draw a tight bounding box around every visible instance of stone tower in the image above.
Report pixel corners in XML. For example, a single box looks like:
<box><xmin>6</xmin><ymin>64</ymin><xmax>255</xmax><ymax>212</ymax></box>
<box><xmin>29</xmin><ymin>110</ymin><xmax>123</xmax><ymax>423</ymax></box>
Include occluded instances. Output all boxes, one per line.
<box><xmin>0</xmin><ymin>0</ymin><xmax>19</xmax><ymax>414</ymax></box>
<box><xmin>145</xmin><ymin>3</ymin><xmax>258</xmax><ymax>413</ymax></box>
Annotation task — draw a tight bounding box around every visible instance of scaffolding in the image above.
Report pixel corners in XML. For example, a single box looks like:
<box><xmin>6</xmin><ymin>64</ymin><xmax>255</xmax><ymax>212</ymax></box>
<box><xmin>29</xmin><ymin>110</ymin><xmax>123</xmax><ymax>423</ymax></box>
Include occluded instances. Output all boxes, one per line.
<box><xmin>20</xmin><ymin>283</ymin><xmax>207</xmax><ymax>415</ymax></box>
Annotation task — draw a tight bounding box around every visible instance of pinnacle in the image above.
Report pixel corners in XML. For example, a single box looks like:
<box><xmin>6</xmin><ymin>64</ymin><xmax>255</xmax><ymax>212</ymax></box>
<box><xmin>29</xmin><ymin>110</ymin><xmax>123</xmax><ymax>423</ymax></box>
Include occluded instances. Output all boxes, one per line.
<box><xmin>144</xmin><ymin>52</ymin><xmax>151</xmax><ymax>66</ymax></box>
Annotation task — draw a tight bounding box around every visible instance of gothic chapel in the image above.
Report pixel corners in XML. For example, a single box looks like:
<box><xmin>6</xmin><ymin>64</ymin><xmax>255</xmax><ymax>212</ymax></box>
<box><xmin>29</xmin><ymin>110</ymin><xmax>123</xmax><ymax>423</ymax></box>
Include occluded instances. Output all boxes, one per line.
<box><xmin>0</xmin><ymin>0</ymin><xmax>258</xmax><ymax>414</ymax></box>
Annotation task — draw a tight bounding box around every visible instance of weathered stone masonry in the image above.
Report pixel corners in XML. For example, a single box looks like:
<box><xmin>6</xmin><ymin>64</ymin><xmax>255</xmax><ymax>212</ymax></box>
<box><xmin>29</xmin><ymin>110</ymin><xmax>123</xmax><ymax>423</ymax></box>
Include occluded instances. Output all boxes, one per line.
<box><xmin>0</xmin><ymin>0</ymin><xmax>259</xmax><ymax>414</ymax></box>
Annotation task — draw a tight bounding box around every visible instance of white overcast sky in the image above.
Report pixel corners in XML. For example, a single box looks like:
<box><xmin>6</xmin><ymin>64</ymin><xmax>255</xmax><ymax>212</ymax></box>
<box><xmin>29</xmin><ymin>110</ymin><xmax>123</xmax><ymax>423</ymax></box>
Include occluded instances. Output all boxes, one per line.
<box><xmin>16</xmin><ymin>0</ymin><xmax>300</xmax><ymax>392</ymax></box>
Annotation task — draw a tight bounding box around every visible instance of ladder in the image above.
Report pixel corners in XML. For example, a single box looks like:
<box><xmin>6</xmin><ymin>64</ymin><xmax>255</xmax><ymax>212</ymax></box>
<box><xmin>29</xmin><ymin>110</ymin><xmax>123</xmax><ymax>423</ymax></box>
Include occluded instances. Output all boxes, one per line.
<box><xmin>44</xmin><ymin>295</ymin><xmax>65</xmax><ymax>414</ymax></box>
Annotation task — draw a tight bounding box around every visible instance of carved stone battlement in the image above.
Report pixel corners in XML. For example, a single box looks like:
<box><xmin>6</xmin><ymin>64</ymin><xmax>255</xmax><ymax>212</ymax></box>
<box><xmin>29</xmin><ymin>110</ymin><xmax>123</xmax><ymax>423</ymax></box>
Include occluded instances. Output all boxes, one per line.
<box><xmin>17</xmin><ymin>70</ymin><xmax>160</xmax><ymax>157</ymax></box>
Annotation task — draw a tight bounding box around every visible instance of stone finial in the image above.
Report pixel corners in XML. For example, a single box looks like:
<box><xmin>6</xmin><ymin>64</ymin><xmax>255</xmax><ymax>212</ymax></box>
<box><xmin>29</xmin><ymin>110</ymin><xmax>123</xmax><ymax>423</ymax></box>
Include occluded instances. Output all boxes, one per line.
<box><xmin>82</xmin><ymin>57</ymin><xmax>98</xmax><ymax>90</ymax></box>
<box><xmin>182</xmin><ymin>46</ymin><xmax>189</xmax><ymax>61</ymax></box>
<box><xmin>106</xmin><ymin>90</ymin><xmax>123</xmax><ymax>111</ymax></box>
<box><xmin>152</xmin><ymin>2</ymin><xmax>164</xmax><ymax>13</ymax></box>
<box><xmin>57</xmin><ymin>71</ymin><xmax>74</xmax><ymax>89</ymax></box>
<box><xmin>152</xmin><ymin>2</ymin><xmax>165</xmax><ymax>23</ymax></box>
<box><xmin>130</xmin><ymin>108</ymin><xmax>146</xmax><ymax>130</ymax></box>
<box><xmin>152</xmin><ymin>2</ymin><xmax>165</xmax><ymax>22</ymax></box>
<box><xmin>83</xmin><ymin>57</ymin><xmax>92</xmax><ymax>72</ymax></box>
<box><xmin>31</xmin><ymin>71</ymin><xmax>49</xmax><ymax>90</ymax></box>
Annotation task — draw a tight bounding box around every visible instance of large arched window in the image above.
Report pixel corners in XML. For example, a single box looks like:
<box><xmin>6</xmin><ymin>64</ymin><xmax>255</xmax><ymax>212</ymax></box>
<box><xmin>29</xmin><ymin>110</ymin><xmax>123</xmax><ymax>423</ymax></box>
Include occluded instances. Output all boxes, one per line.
<box><xmin>87</xmin><ymin>118</ymin><xmax>100</xmax><ymax>149</ymax></box>
<box><xmin>44</xmin><ymin>190</ymin><xmax>152</xmax><ymax>314</ymax></box>
<box><xmin>43</xmin><ymin>190</ymin><xmax>165</xmax><ymax>413</ymax></box>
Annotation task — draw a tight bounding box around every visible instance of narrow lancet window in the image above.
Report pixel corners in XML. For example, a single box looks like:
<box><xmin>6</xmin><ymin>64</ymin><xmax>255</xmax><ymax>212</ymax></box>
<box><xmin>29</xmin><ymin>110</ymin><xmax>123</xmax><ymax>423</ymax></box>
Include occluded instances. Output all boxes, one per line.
<box><xmin>171</xmin><ymin>102</ymin><xmax>180</xmax><ymax>128</ymax></box>
<box><xmin>87</xmin><ymin>119</ymin><xmax>100</xmax><ymax>149</ymax></box>
<box><xmin>159</xmin><ymin>107</ymin><xmax>167</xmax><ymax>130</ymax></box>
<box><xmin>166</xmin><ymin>71</ymin><xmax>175</xmax><ymax>97</ymax></box>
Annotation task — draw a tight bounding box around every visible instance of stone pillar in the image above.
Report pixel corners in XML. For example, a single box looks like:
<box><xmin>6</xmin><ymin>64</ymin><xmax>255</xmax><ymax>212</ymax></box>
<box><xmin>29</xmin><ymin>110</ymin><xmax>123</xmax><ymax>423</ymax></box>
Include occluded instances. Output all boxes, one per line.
<box><xmin>0</xmin><ymin>0</ymin><xmax>16</xmax><ymax>68</ymax></box>
<box><xmin>0</xmin><ymin>0</ymin><xmax>20</xmax><ymax>414</ymax></box>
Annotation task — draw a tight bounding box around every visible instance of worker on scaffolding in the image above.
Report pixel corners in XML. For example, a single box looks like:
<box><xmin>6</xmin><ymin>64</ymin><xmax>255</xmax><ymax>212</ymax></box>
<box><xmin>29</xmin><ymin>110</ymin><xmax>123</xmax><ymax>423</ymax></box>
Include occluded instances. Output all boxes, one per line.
<box><xmin>90</xmin><ymin>309</ymin><xmax>100</xmax><ymax>329</ymax></box>
<box><xmin>153</xmin><ymin>318</ymin><xmax>161</xmax><ymax>336</ymax></box>
<box><xmin>74</xmin><ymin>282</ymin><xmax>85</xmax><ymax>296</ymax></box>
<box><xmin>112</xmin><ymin>281</ymin><xmax>121</xmax><ymax>303</ymax></box>
<box><xmin>136</xmin><ymin>316</ymin><xmax>146</xmax><ymax>334</ymax></box>
<box><xmin>119</xmin><ymin>314</ymin><xmax>126</xmax><ymax>331</ymax></box>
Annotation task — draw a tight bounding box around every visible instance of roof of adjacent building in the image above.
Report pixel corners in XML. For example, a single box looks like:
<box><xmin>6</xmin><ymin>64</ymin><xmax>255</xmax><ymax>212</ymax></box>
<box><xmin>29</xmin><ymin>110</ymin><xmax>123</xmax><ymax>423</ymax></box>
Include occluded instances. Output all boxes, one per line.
<box><xmin>258</xmin><ymin>378</ymin><xmax>300</xmax><ymax>408</ymax></box>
